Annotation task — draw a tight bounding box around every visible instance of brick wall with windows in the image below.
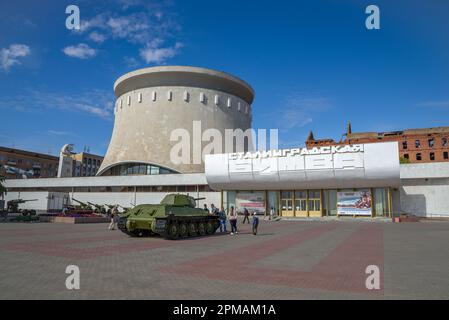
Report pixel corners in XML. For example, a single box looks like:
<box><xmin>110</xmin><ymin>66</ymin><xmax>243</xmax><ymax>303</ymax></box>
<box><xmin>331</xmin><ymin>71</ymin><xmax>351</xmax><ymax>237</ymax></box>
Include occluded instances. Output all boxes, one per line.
<box><xmin>306</xmin><ymin>123</ymin><xmax>449</xmax><ymax>164</ymax></box>
<box><xmin>0</xmin><ymin>146</ymin><xmax>59</xmax><ymax>179</ymax></box>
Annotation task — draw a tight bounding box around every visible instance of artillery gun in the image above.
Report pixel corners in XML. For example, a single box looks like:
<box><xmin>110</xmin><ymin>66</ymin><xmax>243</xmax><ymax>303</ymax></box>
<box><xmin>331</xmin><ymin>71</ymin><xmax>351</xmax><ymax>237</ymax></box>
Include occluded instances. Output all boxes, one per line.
<box><xmin>6</xmin><ymin>199</ymin><xmax>38</xmax><ymax>216</ymax></box>
<box><xmin>119</xmin><ymin>204</ymin><xmax>131</xmax><ymax>213</ymax></box>
<box><xmin>61</xmin><ymin>198</ymin><xmax>95</xmax><ymax>215</ymax></box>
<box><xmin>118</xmin><ymin>194</ymin><xmax>219</xmax><ymax>240</ymax></box>
<box><xmin>87</xmin><ymin>201</ymin><xmax>107</xmax><ymax>214</ymax></box>
<box><xmin>71</xmin><ymin>198</ymin><xmax>93</xmax><ymax>211</ymax></box>
<box><xmin>106</xmin><ymin>204</ymin><xmax>131</xmax><ymax>214</ymax></box>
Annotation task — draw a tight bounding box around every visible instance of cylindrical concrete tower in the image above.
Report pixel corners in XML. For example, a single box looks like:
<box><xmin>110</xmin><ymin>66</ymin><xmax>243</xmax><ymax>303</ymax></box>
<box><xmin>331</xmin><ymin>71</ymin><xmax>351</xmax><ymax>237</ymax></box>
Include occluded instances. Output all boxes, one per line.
<box><xmin>98</xmin><ymin>66</ymin><xmax>254</xmax><ymax>176</ymax></box>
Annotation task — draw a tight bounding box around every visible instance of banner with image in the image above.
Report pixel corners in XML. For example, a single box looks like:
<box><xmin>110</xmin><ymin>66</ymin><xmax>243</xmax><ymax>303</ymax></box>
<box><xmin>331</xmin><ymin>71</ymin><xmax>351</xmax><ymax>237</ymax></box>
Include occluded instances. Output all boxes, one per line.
<box><xmin>337</xmin><ymin>190</ymin><xmax>372</xmax><ymax>216</ymax></box>
<box><xmin>235</xmin><ymin>192</ymin><xmax>266</xmax><ymax>214</ymax></box>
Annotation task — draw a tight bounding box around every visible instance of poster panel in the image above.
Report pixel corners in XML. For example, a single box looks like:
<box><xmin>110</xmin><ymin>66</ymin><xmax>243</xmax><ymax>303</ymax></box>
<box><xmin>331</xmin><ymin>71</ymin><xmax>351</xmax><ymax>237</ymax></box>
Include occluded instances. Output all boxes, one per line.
<box><xmin>235</xmin><ymin>191</ymin><xmax>265</xmax><ymax>214</ymax></box>
<box><xmin>337</xmin><ymin>190</ymin><xmax>372</xmax><ymax>216</ymax></box>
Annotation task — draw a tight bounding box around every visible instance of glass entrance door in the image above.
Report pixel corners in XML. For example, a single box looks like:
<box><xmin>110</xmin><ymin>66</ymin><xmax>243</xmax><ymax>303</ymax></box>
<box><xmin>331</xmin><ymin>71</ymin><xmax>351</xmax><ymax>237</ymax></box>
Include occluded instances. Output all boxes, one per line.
<box><xmin>294</xmin><ymin>190</ymin><xmax>308</xmax><ymax>217</ymax></box>
<box><xmin>281</xmin><ymin>191</ymin><xmax>294</xmax><ymax>217</ymax></box>
<box><xmin>308</xmin><ymin>190</ymin><xmax>322</xmax><ymax>217</ymax></box>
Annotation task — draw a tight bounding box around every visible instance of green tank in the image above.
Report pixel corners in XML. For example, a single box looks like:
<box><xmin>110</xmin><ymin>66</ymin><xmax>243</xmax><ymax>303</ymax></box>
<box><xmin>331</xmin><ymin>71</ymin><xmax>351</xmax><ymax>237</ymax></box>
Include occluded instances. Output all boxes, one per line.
<box><xmin>117</xmin><ymin>194</ymin><xmax>220</xmax><ymax>239</ymax></box>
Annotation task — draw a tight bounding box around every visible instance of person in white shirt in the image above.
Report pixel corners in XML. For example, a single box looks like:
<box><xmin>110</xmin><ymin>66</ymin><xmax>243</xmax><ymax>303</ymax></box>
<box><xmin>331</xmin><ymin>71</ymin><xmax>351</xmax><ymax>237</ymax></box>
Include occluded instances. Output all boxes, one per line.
<box><xmin>228</xmin><ymin>206</ymin><xmax>238</xmax><ymax>235</ymax></box>
<box><xmin>108</xmin><ymin>205</ymin><xmax>119</xmax><ymax>230</ymax></box>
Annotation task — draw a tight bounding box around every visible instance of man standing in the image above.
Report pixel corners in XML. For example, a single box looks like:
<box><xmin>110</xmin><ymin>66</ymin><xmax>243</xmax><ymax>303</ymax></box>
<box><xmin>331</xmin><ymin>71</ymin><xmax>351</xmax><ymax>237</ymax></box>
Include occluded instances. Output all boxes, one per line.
<box><xmin>242</xmin><ymin>207</ymin><xmax>250</xmax><ymax>224</ymax></box>
<box><xmin>228</xmin><ymin>206</ymin><xmax>238</xmax><ymax>235</ymax></box>
<box><xmin>108</xmin><ymin>205</ymin><xmax>119</xmax><ymax>230</ymax></box>
<box><xmin>252</xmin><ymin>212</ymin><xmax>259</xmax><ymax>235</ymax></box>
<box><xmin>210</xmin><ymin>203</ymin><xmax>218</xmax><ymax>215</ymax></box>
<box><xmin>218</xmin><ymin>206</ymin><xmax>227</xmax><ymax>233</ymax></box>
<box><xmin>203</xmin><ymin>204</ymin><xmax>210</xmax><ymax>213</ymax></box>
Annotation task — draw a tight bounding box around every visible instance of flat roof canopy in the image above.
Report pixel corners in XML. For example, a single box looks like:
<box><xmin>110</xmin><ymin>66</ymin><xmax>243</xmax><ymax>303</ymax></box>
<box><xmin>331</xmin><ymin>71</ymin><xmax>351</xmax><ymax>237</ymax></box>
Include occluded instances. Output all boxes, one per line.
<box><xmin>205</xmin><ymin>142</ymin><xmax>400</xmax><ymax>190</ymax></box>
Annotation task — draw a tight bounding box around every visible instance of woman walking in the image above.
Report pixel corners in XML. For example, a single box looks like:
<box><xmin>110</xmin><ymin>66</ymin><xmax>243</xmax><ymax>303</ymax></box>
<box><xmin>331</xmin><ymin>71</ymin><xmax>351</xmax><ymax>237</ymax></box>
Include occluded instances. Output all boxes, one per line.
<box><xmin>108</xmin><ymin>205</ymin><xmax>119</xmax><ymax>230</ymax></box>
<box><xmin>228</xmin><ymin>206</ymin><xmax>238</xmax><ymax>235</ymax></box>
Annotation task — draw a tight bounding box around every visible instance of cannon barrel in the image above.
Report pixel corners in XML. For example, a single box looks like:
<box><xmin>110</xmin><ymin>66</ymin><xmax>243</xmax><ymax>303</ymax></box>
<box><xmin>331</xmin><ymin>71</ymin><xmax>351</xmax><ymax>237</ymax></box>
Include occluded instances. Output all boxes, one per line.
<box><xmin>72</xmin><ymin>198</ymin><xmax>87</xmax><ymax>205</ymax></box>
<box><xmin>8</xmin><ymin>199</ymin><xmax>38</xmax><ymax>203</ymax></box>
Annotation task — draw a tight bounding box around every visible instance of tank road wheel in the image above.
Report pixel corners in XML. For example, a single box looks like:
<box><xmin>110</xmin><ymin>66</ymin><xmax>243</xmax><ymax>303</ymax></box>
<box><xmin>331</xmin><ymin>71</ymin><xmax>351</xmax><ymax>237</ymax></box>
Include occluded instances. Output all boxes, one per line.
<box><xmin>206</xmin><ymin>221</ymin><xmax>214</xmax><ymax>235</ymax></box>
<box><xmin>197</xmin><ymin>222</ymin><xmax>206</xmax><ymax>236</ymax></box>
<box><xmin>179</xmin><ymin>222</ymin><xmax>188</xmax><ymax>238</ymax></box>
<box><xmin>167</xmin><ymin>223</ymin><xmax>179</xmax><ymax>240</ymax></box>
<box><xmin>188</xmin><ymin>222</ymin><xmax>197</xmax><ymax>237</ymax></box>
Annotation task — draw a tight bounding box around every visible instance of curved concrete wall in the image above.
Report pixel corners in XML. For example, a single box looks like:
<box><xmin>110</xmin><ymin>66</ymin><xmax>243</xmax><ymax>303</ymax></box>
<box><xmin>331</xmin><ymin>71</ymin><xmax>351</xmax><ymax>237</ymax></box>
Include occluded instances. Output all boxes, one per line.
<box><xmin>98</xmin><ymin>66</ymin><xmax>254</xmax><ymax>175</ymax></box>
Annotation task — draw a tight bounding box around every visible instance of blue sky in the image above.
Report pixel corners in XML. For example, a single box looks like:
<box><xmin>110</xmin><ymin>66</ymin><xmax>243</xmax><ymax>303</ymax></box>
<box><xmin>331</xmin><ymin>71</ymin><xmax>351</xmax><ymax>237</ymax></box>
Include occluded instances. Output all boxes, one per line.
<box><xmin>1</xmin><ymin>0</ymin><xmax>449</xmax><ymax>155</ymax></box>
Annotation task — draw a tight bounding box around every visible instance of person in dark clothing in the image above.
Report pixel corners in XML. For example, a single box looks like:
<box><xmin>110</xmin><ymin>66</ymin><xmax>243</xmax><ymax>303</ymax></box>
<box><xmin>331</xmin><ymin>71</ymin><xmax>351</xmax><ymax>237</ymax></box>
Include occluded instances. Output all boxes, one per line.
<box><xmin>242</xmin><ymin>208</ymin><xmax>250</xmax><ymax>224</ymax></box>
<box><xmin>218</xmin><ymin>207</ymin><xmax>227</xmax><ymax>233</ymax></box>
<box><xmin>252</xmin><ymin>212</ymin><xmax>259</xmax><ymax>235</ymax></box>
<box><xmin>210</xmin><ymin>203</ymin><xmax>219</xmax><ymax>215</ymax></box>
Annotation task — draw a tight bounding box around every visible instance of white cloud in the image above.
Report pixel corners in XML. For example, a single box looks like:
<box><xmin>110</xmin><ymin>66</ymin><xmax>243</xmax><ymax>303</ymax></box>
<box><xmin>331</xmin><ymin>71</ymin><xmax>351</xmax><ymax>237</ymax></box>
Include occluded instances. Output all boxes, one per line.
<box><xmin>263</xmin><ymin>94</ymin><xmax>332</xmax><ymax>132</ymax></box>
<box><xmin>417</xmin><ymin>100</ymin><xmax>449</xmax><ymax>108</ymax></box>
<box><xmin>0</xmin><ymin>89</ymin><xmax>114</xmax><ymax>120</ymax></box>
<box><xmin>140</xmin><ymin>42</ymin><xmax>183</xmax><ymax>64</ymax></box>
<box><xmin>0</xmin><ymin>44</ymin><xmax>31</xmax><ymax>72</ymax></box>
<box><xmin>89</xmin><ymin>31</ymin><xmax>106</xmax><ymax>43</ymax></box>
<box><xmin>70</xmin><ymin>2</ymin><xmax>182</xmax><ymax>66</ymax></box>
<box><xmin>47</xmin><ymin>130</ymin><xmax>72</xmax><ymax>136</ymax></box>
<box><xmin>124</xmin><ymin>56</ymin><xmax>140</xmax><ymax>68</ymax></box>
<box><xmin>63</xmin><ymin>43</ymin><xmax>97</xmax><ymax>59</ymax></box>
<box><xmin>107</xmin><ymin>16</ymin><xmax>149</xmax><ymax>40</ymax></box>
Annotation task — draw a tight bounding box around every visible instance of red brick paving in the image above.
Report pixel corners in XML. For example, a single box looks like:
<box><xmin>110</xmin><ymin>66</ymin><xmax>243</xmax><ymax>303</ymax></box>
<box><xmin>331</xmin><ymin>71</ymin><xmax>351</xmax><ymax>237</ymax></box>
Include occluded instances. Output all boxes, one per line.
<box><xmin>161</xmin><ymin>223</ymin><xmax>384</xmax><ymax>294</ymax></box>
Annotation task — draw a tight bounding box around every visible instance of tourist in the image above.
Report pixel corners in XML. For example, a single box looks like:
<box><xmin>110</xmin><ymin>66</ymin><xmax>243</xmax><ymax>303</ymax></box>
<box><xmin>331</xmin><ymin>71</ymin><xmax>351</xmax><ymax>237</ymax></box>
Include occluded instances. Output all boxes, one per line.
<box><xmin>210</xmin><ymin>203</ymin><xmax>218</xmax><ymax>215</ymax></box>
<box><xmin>242</xmin><ymin>207</ymin><xmax>250</xmax><ymax>224</ymax></box>
<box><xmin>228</xmin><ymin>206</ymin><xmax>238</xmax><ymax>235</ymax></box>
<box><xmin>218</xmin><ymin>207</ymin><xmax>227</xmax><ymax>233</ymax></box>
<box><xmin>270</xmin><ymin>207</ymin><xmax>275</xmax><ymax>220</ymax></box>
<box><xmin>203</xmin><ymin>204</ymin><xmax>210</xmax><ymax>213</ymax></box>
<box><xmin>108</xmin><ymin>205</ymin><xmax>119</xmax><ymax>230</ymax></box>
<box><xmin>252</xmin><ymin>212</ymin><xmax>259</xmax><ymax>235</ymax></box>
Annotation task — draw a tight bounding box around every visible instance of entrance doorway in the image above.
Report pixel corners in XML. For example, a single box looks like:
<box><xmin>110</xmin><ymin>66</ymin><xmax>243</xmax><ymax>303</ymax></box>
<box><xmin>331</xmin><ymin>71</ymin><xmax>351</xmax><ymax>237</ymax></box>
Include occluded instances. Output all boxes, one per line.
<box><xmin>294</xmin><ymin>190</ymin><xmax>308</xmax><ymax>217</ymax></box>
<box><xmin>280</xmin><ymin>191</ymin><xmax>294</xmax><ymax>217</ymax></box>
<box><xmin>308</xmin><ymin>190</ymin><xmax>322</xmax><ymax>217</ymax></box>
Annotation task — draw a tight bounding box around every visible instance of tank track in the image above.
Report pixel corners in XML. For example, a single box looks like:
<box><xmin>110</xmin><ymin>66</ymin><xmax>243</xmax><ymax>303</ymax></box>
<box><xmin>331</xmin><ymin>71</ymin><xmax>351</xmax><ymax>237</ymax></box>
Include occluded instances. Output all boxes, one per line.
<box><xmin>117</xmin><ymin>216</ymin><xmax>139</xmax><ymax>237</ymax></box>
<box><xmin>162</xmin><ymin>215</ymin><xmax>220</xmax><ymax>240</ymax></box>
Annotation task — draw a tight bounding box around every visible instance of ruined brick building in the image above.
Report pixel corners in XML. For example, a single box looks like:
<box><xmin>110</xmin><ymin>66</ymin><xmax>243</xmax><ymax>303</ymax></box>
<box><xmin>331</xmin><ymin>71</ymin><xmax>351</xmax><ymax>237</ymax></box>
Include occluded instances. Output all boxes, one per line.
<box><xmin>306</xmin><ymin>122</ymin><xmax>449</xmax><ymax>163</ymax></box>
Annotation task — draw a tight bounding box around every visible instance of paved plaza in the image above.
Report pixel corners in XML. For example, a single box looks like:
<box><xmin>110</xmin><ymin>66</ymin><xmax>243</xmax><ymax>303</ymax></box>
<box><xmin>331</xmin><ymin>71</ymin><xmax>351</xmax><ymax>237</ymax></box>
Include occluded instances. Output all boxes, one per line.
<box><xmin>0</xmin><ymin>218</ymin><xmax>448</xmax><ymax>299</ymax></box>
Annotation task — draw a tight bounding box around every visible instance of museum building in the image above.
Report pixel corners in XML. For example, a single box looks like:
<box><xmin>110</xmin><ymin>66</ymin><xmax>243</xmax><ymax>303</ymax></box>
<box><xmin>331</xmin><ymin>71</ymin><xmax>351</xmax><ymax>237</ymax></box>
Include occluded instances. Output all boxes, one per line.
<box><xmin>2</xmin><ymin>66</ymin><xmax>449</xmax><ymax>218</ymax></box>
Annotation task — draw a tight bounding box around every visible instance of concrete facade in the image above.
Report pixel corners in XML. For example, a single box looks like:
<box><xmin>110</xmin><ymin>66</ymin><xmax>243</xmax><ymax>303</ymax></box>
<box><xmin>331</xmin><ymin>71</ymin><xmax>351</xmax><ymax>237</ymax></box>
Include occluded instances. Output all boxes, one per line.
<box><xmin>205</xmin><ymin>142</ymin><xmax>400</xmax><ymax>190</ymax></box>
<box><xmin>3</xmin><ymin>173</ymin><xmax>220</xmax><ymax>212</ymax></box>
<box><xmin>399</xmin><ymin>162</ymin><xmax>449</xmax><ymax>217</ymax></box>
<box><xmin>99</xmin><ymin>66</ymin><xmax>254</xmax><ymax>175</ymax></box>
<box><xmin>4</xmin><ymin>162</ymin><xmax>449</xmax><ymax>217</ymax></box>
